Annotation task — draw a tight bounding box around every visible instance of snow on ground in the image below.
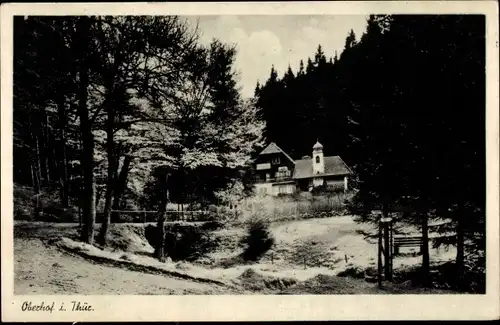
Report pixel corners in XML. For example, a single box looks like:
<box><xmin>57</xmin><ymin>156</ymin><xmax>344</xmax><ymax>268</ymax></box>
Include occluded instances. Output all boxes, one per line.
<box><xmin>203</xmin><ymin>216</ymin><xmax>456</xmax><ymax>280</ymax></box>
<box><xmin>14</xmin><ymin>215</ymin><xmax>457</xmax><ymax>294</ymax></box>
<box><xmin>14</xmin><ymin>238</ymin><xmax>235</xmax><ymax>295</ymax></box>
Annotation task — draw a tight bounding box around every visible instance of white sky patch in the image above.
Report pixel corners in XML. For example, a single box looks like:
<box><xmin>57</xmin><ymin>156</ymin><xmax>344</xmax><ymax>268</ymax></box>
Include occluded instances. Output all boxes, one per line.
<box><xmin>185</xmin><ymin>15</ymin><xmax>368</xmax><ymax>98</ymax></box>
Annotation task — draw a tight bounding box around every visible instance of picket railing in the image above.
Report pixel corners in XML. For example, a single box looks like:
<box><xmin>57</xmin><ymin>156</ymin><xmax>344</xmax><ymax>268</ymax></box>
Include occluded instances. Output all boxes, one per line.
<box><xmin>109</xmin><ymin>210</ymin><xmax>213</xmax><ymax>223</ymax></box>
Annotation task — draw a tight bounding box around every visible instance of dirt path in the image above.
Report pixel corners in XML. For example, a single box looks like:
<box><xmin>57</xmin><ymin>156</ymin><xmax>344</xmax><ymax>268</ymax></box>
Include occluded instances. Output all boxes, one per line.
<box><xmin>14</xmin><ymin>238</ymin><xmax>235</xmax><ymax>295</ymax></box>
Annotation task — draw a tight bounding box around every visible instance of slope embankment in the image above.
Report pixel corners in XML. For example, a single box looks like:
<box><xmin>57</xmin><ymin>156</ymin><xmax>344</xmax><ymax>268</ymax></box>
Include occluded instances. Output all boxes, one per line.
<box><xmin>14</xmin><ymin>217</ymin><xmax>456</xmax><ymax>294</ymax></box>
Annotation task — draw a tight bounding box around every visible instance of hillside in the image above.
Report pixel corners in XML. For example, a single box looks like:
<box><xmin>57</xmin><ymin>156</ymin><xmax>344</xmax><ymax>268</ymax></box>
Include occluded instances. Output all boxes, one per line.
<box><xmin>14</xmin><ymin>216</ymin><xmax>456</xmax><ymax>295</ymax></box>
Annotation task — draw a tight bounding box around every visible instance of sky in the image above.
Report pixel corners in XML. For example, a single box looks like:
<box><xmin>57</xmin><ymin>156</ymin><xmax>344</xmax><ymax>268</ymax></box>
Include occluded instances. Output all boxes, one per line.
<box><xmin>184</xmin><ymin>15</ymin><xmax>368</xmax><ymax>98</ymax></box>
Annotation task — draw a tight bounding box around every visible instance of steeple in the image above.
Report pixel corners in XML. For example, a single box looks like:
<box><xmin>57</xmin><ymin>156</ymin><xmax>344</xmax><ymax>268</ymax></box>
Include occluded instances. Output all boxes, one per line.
<box><xmin>313</xmin><ymin>139</ymin><xmax>323</xmax><ymax>150</ymax></box>
<box><xmin>312</xmin><ymin>140</ymin><xmax>324</xmax><ymax>174</ymax></box>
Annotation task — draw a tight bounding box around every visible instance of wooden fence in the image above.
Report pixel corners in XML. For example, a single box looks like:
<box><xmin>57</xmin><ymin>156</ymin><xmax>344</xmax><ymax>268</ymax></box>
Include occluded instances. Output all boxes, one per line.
<box><xmin>236</xmin><ymin>193</ymin><xmax>352</xmax><ymax>219</ymax></box>
<box><xmin>108</xmin><ymin>210</ymin><xmax>213</xmax><ymax>223</ymax></box>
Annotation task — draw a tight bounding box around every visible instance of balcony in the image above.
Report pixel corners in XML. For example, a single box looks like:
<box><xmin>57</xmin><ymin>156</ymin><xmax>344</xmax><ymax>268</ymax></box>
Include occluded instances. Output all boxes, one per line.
<box><xmin>255</xmin><ymin>176</ymin><xmax>294</xmax><ymax>184</ymax></box>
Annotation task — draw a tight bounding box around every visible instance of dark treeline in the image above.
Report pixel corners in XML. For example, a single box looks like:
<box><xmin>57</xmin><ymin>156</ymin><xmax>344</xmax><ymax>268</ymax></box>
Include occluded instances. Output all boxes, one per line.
<box><xmin>255</xmin><ymin>15</ymin><xmax>485</xmax><ymax>290</ymax></box>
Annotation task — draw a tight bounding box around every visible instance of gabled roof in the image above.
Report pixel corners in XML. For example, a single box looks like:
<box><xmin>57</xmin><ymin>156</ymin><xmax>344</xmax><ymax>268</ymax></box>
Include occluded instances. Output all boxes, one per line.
<box><xmin>258</xmin><ymin>142</ymin><xmax>295</xmax><ymax>164</ymax></box>
<box><xmin>293</xmin><ymin>156</ymin><xmax>352</xmax><ymax>179</ymax></box>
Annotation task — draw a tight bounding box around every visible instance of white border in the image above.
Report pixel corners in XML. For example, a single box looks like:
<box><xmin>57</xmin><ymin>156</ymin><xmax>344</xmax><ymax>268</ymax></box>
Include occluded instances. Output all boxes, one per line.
<box><xmin>1</xmin><ymin>1</ymin><xmax>499</xmax><ymax>321</ymax></box>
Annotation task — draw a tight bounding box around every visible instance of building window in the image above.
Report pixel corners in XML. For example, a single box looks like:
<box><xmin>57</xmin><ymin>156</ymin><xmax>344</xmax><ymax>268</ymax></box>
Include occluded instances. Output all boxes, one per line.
<box><xmin>276</xmin><ymin>166</ymin><xmax>290</xmax><ymax>180</ymax></box>
<box><xmin>272</xmin><ymin>157</ymin><xmax>281</xmax><ymax>165</ymax></box>
<box><xmin>315</xmin><ymin>156</ymin><xmax>320</xmax><ymax>163</ymax></box>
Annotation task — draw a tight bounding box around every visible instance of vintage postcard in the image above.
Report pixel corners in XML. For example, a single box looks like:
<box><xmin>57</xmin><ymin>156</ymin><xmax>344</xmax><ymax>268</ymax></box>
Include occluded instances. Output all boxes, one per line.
<box><xmin>1</xmin><ymin>1</ymin><xmax>499</xmax><ymax>322</ymax></box>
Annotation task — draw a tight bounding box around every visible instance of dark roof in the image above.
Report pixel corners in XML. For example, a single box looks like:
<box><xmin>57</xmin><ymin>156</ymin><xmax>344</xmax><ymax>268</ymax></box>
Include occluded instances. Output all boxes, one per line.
<box><xmin>293</xmin><ymin>156</ymin><xmax>352</xmax><ymax>179</ymax></box>
<box><xmin>258</xmin><ymin>142</ymin><xmax>295</xmax><ymax>164</ymax></box>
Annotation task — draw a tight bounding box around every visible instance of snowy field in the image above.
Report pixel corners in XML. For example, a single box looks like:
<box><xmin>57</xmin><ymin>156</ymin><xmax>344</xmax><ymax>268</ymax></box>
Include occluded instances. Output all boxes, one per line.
<box><xmin>14</xmin><ymin>216</ymin><xmax>456</xmax><ymax>294</ymax></box>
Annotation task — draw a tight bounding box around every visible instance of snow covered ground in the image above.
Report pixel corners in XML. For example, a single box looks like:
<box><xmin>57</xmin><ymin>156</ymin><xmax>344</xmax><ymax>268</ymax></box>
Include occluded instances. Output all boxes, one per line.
<box><xmin>14</xmin><ymin>216</ymin><xmax>456</xmax><ymax>294</ymax></box>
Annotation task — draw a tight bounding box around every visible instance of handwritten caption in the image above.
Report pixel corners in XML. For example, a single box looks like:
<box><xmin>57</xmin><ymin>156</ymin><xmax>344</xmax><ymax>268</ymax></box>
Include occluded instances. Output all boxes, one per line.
<box><xmin>21</xmin><ymin>301</ymin><xmax>94</xmax><ymax>313</ymax></box>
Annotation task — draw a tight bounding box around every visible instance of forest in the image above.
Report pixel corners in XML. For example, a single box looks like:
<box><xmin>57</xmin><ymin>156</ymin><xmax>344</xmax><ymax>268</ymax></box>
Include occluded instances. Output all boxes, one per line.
<box><xmin>13</xmin><ymin>16</ymin><xmax>265</xmax><ymax>249</ymax></box>
<box><xmin>13</xmin><ymin>15</ymin><xmax>486</xmax><ymax>289</ymax></box>
<box><xmin>254</xmin><ymin>15</ymin><xmax>485</xmax><ymax>288</ymax></box>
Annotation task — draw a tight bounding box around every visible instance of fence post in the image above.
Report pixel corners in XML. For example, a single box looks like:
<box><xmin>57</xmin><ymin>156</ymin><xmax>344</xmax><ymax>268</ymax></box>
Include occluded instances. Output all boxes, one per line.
<box><xmin>378</xmin><ymin>222</ymin><xmax>383</xmax><ymax>287</ymax></box>
<box><xmin>78</xmin><ymin>205</ymin><xmax>82</xmax><ymax>228</ymax></box>
<box><xmin>389</xmin><ymin>220</ymin><xmax>394</xmax><ymax>277</ymax></box>
<box><xmin>384</xmin><ymin>222</ymin><xmax>390</xmax><ymax>281</ymax></box>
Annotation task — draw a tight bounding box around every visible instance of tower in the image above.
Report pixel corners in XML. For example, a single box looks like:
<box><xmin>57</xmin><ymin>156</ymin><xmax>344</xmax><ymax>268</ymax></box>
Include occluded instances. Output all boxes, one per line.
<box><xmin>312</xmin><ymin>140</ymin><xmax>324</xmax><ymax>174</ymax></box>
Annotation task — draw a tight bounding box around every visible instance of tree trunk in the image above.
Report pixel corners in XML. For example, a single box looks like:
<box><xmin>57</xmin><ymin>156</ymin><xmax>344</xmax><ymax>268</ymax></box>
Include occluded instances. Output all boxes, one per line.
<box><xmin>35</xmin><ymin>135</ymin><xmax>43</xmax><ymax>188</ymax></box>
<box><xmin>57</xmin><ymin>97</ymin><xmax>69</xmax><ymax>208</ymax></box>
<box><xmin>76</xmin><ymin>16</ymin><xmax>96</xmax><ymax>245</ymax></box>
<box><xmin>30</xmin><ymin>163</ymin><xmax>36</xmax><ymax>189</ymax></box>
<box><xmin>111</xmin><ymin>154</ymin><xmax>132</xmax><ymax>221</ymax></box>
<box><xmin>378</xmin><ymin>222</ymin><xmax>383</xmax><ymax>287</ymax></box>
<box><xmin>77</xmin><ymin>180</ymin><xmax>83</xmax><ymax>227</ymax></box>
<box><xmin>421</xmin><ymin>209</ymin><xmax>430</xmax><ymax>286</ymax></box>
<box><xmin>33</xmin><ymin>141</ymin><xmax>43</xmax><ymax>220</ymax></box>
<box><xmin>455</xmin><ymin>207</ymin><xmax>465</xmax><ymax>290</ymax></box>
<box><xmin>43</xmin><ymin>112</ymin><xmax>51</xmax><ymax>186</ymax></box>
<box><xmin>113</xmin><ymin>154</ymin><xmax>133</xmax><ymax>204</ymax></box>
<box><xmin>154</xmin><ymin>173</ymin><xmax>169</xmax><ymax>262</ymax></box>
<box><xmin>31</xmin><ymin>162</ymin><xmax>42</xmax><ymax>220</ymax></box>
<box><xmin>95</xmin><ymin>186</ymin><xmax>105</xmax><ymax>210</ymax></box>
<box><xmin>382</xmin><ymin>201</ymin><xmax>391</xmax><ymax>281</ymax></box>
<box><xmin>98</xmin><ymin>96</ymin><xmax>117</xmax><ymax>246</ymax></box>
<box><xmin>155</xmin><ymin>200</ymin><xmax>167</xmax><ymax>262</ymax></box>
<box><xmin>98</xmin><ymin>183</ymin><xmax>114</xmax><ymax>246</ymax></box>
<box><xmin>28</xmin><ymin>115</ymin><xmax>42</xmax><ymax>219</ymax></box>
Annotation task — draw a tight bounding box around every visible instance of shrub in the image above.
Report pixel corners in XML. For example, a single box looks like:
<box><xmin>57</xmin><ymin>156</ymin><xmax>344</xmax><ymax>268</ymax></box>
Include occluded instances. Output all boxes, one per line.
<box><xmin>14</xmin><ymin>185</ymin><xmax>80</xmax><ymax>222</ymax></box>
<box><xmin>144</xmin><ymin>224</ymin><xmax>162</xmax><ymax>249</ymax></box>
<box><xmin>241</xmin><ymin>218</ymin><xmax>275</xmax><ymax>261</ymax></box>
<box><xmin>164</xmin><ymin>224</ymin><xmax>219</xmax><ymax>261</ymax></box>
<box><xmin>14</xmin><ymin>202</ymin><xmax>33</xmax><ymax>221</ymax></box>
<box><xmin>145</xmin><ymin>223</ymin><xmax>219</xmax><ymax>262</ymax></box>
<box><xmin>236</xmin><ymin>192</ymin><xmax>354</xmax><ymax>224</ymax></box>
<box><xmin>38</xmin><ymin>206</ymin><xmax>79</xmax><ymax>222</ymax></box>
<box><xmin>336</xmin><ymin>266</ymin><xmax>365</xmax><ymax>279</ymax></box>
<box><xmin>200</xmin><ymin>220</ymin><xmax>224</xmax><ymax>231</ymax></box>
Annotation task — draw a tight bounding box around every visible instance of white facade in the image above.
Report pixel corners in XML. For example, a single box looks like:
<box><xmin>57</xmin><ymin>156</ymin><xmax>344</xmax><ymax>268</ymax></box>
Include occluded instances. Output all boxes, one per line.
<box><xmin>313</xmin><ymin>177</ymin><xmax>325</xmax><ymax>187</ymax></box>
<box><xmin>256</xmin><ymin>182</ymin><xmax>295</xmax><ymax>196</ymax></box>
<box><xmin>255</xmin><ymin>183</ymin><xmax>273</xmax><ymax>196</ymax></box>
<box><xmin>273</xmin><ymin>183</ymin><xmax>295</xmax><ymax>195</ymax></box>
<box><xmin>256</xmin><ymin>163</ymin><xmax>271</xmax><ymax>170</ymax></box>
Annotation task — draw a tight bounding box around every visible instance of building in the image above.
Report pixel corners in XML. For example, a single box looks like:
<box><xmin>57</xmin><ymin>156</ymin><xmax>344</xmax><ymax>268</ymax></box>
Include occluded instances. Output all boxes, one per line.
<box><xmin>253</xmin><ymin>141</ymin><xmax>352</xmax><ymax>196</ymax></box>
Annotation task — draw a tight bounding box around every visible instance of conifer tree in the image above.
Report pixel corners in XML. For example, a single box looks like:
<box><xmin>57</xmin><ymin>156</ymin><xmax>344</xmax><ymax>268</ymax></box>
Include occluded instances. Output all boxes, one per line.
<box><xmin>298</xmin><ymin>59</ymin><xmax>305</xmax><ymax>77</ymax></box>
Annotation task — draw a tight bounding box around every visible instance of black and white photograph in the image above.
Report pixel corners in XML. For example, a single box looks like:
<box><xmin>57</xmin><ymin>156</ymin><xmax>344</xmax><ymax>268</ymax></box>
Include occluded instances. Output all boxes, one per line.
<box><xmin>2</xmin><ymin>1</ymin><xmax>499</xmax><ymax>322</ymax></box>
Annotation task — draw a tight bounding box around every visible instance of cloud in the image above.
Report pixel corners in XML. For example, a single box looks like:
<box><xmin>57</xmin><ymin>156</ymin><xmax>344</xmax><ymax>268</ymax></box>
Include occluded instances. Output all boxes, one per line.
<box><xmin>189</xmin><ymin>15</ymin><xmax>368</xmax><ymax>98</ymax></box>
<box><xmin>229</xmin><ymin>28</ymin><xmax>283</xmax><ymax>94</ymax></box>
<box><xmin>195</xmin><ymin>16</ymin><xmax>283</xmax><ymax>96</ymax></box>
